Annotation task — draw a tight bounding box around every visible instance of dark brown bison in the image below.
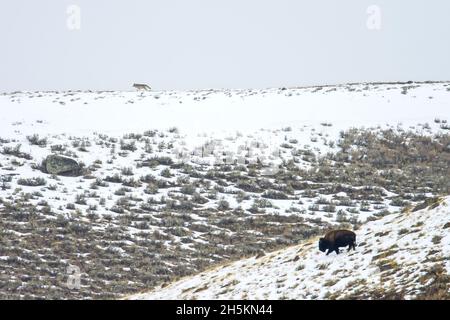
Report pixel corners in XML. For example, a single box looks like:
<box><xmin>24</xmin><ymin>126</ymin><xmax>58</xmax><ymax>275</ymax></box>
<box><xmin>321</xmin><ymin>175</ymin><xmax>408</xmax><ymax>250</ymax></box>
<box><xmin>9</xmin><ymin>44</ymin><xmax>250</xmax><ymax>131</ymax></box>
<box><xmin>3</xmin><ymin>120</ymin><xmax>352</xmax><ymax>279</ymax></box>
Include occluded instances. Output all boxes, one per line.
<box><xmin>319</xmin><ymin>230</ymin><xmax>356</xmax><ymax>255</ymax></box>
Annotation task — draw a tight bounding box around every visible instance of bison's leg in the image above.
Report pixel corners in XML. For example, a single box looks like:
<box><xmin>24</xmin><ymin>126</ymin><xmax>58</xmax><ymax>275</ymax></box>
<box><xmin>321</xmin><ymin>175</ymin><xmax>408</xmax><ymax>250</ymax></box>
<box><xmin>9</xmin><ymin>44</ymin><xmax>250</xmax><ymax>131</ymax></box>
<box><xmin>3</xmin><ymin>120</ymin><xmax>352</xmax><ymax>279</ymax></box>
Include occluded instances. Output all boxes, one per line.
<box><xmin>352</xmin><ymin>242</ymin><xmax>356</xmax><ymax>250</ymax></box>
<box><xmin>348</xmin><ymin>240</ymin><xmax>355</xmax><ymax>251</ymax></box>
<box><xmin>334</xmin><ymin>247</ymin><xmax>340</xmax><ymax>255</ymax></box>
<box><xmin>326</xmin><ymin>249</ymin><xmax>332</xmax><ymax>256</ymax></box>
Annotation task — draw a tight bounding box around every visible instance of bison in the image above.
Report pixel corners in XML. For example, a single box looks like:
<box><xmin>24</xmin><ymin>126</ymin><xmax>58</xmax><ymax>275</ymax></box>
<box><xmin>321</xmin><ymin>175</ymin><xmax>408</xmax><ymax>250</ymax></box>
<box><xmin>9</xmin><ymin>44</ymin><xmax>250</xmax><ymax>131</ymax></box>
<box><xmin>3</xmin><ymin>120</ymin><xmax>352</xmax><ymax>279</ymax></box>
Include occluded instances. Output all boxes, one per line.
<box><xmin>319</xmin><ymin>230</ymin><xmax>356</xmax><ymax>255</ymax></box>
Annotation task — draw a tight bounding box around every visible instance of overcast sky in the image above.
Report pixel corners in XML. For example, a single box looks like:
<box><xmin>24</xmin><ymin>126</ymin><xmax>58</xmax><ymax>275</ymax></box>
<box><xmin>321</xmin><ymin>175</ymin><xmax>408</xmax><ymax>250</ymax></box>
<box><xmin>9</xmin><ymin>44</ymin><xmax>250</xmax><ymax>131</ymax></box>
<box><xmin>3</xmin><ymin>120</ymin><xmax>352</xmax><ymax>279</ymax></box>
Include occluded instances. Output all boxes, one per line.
<box><xmin>1</xmin><ymin>0</ymin><xmax>449</xmax><ymax>91</ymax></box>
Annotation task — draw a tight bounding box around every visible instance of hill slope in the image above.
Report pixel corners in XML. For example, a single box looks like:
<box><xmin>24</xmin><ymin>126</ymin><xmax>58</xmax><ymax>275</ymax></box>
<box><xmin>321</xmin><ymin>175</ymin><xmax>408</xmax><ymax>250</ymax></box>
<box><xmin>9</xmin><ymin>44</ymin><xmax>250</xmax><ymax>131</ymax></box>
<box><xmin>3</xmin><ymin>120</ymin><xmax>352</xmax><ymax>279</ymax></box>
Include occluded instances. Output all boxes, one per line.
<box><xmin>1</xmin><ymin>81</ymin><xmax>449</xmax><ymax>138</ymax></box>
<box><xmin>0</xmin><ymin>81</ymin><xmax>449</xmax><ymax>299</ymax></box>
<box><xmin>127</xmin><ymin>197</ymin><xmax>450</xmax><ymax>300</ymax></box>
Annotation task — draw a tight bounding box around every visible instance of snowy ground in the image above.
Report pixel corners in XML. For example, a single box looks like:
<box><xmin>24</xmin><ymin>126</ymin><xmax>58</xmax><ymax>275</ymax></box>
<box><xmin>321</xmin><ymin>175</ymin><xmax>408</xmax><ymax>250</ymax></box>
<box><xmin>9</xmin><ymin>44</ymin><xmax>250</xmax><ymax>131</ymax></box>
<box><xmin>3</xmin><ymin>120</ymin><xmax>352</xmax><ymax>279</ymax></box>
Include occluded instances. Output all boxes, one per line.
<box><xmin>0</xmin><ymin>81</ymin><xmax>449</xmax><ymax>299</ymax></box>
<box><xmin>127</xmin><ymin>197</ymin><xmax>450</xmax><ymax>300</ymax></box>
<box><xmin>2</xmin><ymin>81</ymin><xmax>449</xmax><ymax>138</ymax></box>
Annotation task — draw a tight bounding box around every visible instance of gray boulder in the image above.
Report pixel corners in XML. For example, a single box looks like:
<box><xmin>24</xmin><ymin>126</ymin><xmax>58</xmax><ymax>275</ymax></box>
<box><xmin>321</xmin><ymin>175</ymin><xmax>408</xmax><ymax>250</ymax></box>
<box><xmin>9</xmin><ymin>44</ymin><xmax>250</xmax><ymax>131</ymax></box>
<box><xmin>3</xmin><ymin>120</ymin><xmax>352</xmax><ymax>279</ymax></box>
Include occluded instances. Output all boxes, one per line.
<box><xmin>44</xmin><ymin>155</ymin><xmax>82</xmax><ymax>176</ymax></box>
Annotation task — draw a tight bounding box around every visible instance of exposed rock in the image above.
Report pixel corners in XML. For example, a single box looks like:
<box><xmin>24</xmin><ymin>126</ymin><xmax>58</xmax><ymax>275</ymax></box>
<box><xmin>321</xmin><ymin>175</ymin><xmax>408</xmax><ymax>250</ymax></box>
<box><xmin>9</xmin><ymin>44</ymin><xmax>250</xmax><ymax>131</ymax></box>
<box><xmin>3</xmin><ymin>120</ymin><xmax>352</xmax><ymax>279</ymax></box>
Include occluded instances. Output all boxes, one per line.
<box><xmin>44</xmin><ymin>155</ymin><xmax>82</xmax><ymax>176</ymax></box>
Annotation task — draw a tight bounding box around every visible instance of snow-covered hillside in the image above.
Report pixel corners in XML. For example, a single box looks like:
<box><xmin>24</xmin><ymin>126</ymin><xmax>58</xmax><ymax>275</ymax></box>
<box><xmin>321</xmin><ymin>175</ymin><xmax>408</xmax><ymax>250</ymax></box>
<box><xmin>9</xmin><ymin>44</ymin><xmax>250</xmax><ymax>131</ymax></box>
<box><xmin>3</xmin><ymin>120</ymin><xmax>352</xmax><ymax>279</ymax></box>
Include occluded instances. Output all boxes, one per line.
<box><xmin>0</xmin><ymin>81</ymin><xmax>449</xmax><ymax>299</ymax></box>
<box><xmin>127</xmin><ymin>197</ymin><xmax>450</xmax><ymax>300</ymax></box>
<box><xmin>1</xmin><ymin>81</ymin><xmax>449</xmax><ymax>138</ymax></box>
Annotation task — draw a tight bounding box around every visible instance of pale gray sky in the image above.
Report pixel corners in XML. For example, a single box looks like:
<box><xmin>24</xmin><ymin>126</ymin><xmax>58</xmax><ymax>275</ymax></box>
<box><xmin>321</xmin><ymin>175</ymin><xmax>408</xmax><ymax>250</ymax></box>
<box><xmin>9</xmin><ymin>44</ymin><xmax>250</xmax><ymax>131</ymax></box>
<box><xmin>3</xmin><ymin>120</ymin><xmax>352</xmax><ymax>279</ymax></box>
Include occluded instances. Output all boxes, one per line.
<box><xmin>1</xmin><ymin>0</ymin><xmax>449</xmax><ymax>91</ymax></box>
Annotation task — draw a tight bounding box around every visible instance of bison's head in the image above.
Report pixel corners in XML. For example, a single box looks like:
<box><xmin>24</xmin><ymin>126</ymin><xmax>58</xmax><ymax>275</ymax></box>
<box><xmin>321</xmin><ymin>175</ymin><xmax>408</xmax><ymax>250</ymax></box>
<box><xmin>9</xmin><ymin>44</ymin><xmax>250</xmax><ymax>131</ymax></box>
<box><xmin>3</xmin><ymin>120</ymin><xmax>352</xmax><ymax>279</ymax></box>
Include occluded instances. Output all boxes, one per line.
<box><xmin>319</xmin><ymin>238</ymin><xmax>329</xmax><ymax>252</ymax></box>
